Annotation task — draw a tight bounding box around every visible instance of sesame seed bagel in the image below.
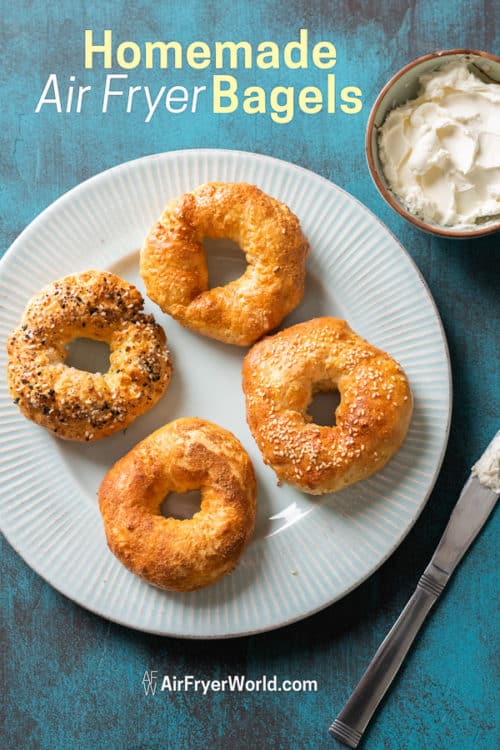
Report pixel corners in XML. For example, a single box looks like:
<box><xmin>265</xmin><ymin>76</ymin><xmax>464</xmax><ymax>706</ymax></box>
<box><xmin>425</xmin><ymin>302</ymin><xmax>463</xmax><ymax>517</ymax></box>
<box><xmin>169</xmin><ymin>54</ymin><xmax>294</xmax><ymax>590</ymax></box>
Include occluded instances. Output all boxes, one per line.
<box><xmin>140</xmin><ymin>182</ymin><xmax>310</xmax><ymax>345</ymax></box>
<box><xmin>98</xmin><ymin>417</ymin><xmax>257</xmax><ymax>592</ymax></box>
<box><xmin>7</xmin><ymin>270</ymin><xmax>172</xmax><ymax>441</ymax></box>
<box><xmin>242</xmin><ymin>317</ymin><xmax>413</xmax><ymax>495</ymax></box>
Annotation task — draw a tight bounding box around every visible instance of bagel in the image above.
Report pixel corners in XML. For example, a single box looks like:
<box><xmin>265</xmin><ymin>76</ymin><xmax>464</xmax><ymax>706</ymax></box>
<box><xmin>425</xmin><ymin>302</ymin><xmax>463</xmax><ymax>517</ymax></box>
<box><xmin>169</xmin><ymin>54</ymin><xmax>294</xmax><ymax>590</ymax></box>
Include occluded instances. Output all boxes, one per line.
<box><xmin>7</xmin><ymin>270</ymin><xmax>172</xmax><ymax>441</ymax></box>
<box><xmin>242</xmin><ymin>317</ymin><xmax>413</xmax><ymax>495</ymax></box>
<box><xmin>140</xmin><ymin>182</ymin><xmax>309</xmax><ymax>345</ymax></box>
<box><xmin>98</xmin><ymin>418</ymin><xmax>257</xmax><ymax>592</ymax></box>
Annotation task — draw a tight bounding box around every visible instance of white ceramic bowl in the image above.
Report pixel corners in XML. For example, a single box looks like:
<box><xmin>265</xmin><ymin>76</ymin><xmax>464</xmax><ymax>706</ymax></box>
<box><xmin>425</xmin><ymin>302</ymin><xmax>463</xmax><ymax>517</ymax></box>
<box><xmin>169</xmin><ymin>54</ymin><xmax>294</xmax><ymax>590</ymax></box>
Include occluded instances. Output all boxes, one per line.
<box><xmin>366</xmin><ymin>49</ymin><xmax>500</xmax><ymax>238</ymax></box>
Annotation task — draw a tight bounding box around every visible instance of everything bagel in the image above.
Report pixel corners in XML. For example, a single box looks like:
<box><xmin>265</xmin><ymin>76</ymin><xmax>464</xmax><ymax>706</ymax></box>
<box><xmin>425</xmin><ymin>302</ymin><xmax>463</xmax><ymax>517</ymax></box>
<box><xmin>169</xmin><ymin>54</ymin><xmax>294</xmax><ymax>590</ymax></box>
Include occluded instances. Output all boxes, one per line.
<box><xmin>242</xmin><ymin>317</ymin><xmax>413</xmax><ymax>494</ymax></box>
<box><xmin>98</xmin><ymin>417</ymin><xmax>257</xmax><ymax>592</ymax></box>
<box><xmin>140</xmin><ymin>182</ymin><xmax>310</xmax><ymax>345</ymax></box>
<box><xmin>7</xmin><ymin>270</ymin><xmax>172</xmax><ymax>441</ymax></box>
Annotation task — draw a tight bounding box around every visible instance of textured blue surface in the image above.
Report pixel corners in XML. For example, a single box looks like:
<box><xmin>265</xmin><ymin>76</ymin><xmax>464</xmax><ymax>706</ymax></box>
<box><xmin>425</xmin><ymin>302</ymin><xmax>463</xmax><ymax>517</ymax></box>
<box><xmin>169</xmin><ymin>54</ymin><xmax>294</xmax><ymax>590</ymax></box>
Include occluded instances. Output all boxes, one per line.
<box><xmin>1</xmin><ymin>2</ymin><xmax>499</xmax><ymax>749</ymax></box>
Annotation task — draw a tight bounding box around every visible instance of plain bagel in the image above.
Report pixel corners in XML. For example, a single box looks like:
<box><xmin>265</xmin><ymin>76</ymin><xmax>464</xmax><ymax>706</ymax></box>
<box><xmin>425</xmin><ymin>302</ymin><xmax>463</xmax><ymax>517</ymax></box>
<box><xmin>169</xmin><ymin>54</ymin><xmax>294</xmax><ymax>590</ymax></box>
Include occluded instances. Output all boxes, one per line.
<box><xmin>140</xmin><ymin>181</ymin><xmax>310</xmax><ymax>345</ymax></box>
<box><xmin>98</xmin><ymin>417</ymin><xmax>257</xmax><ymax>592</ymax></box>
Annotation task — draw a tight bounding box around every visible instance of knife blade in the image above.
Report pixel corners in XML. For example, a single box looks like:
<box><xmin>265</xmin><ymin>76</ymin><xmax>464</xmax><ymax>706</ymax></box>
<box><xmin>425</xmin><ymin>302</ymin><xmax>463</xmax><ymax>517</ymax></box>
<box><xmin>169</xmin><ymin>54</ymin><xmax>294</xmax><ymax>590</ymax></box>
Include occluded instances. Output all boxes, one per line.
<box><xmin>329</xmin><ymin>430</ymin><xmax>499</xmax><ymax>748</ymax></box>
<box><xmin>425</xmin><ymin>473</ymin><xmax>498</xmax><ymax>580</ymax></box>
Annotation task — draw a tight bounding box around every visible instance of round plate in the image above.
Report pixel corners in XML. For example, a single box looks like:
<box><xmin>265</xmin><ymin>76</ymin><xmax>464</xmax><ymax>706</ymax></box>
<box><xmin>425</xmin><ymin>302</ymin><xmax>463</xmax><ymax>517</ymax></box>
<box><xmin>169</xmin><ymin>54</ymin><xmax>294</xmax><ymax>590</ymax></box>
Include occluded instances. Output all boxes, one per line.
<box><xmin>0</xmin><ymin>150</ymin><xmax>451</xmax><ymax>638</ymax></box>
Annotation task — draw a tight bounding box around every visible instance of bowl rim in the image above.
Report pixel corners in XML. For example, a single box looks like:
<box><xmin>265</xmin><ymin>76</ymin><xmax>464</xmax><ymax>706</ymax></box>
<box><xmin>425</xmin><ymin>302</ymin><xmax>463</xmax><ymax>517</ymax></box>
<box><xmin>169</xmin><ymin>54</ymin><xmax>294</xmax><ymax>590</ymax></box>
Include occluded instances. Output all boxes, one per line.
<box><xmin>366</xmin><ymin>48</ymin><xmax>500</xmax><ymax>238</ymax></box>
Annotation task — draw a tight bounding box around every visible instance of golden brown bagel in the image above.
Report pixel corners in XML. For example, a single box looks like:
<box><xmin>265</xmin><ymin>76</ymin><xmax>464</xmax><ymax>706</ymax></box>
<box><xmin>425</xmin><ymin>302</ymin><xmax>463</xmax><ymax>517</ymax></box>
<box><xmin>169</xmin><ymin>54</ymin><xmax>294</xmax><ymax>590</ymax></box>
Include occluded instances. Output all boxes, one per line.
<box><xmin>98</xmin><ymin>418</ymin><xmax>257</xmax><ymax>592</ymax></box>
<box><xmin>140</xmin><ymin>182</ymin><xmax>309</xmax><ymax>345</ymax></box>
<box><xmin>7</xmin><ymin>270</ymin><xmax>172</xmax><ymax>441</ymax></box>
<box><xmin>242</xmin><ymin>317</ymin><xmax>413</xmax><ymax>494</ymax></box>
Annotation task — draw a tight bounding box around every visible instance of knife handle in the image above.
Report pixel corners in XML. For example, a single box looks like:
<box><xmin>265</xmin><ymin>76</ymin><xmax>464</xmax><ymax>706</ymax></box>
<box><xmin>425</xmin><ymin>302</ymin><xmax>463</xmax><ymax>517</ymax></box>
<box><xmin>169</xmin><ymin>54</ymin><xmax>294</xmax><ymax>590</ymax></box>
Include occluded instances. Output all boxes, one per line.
<box><xmin>329</xmin><ymin>563</ymin><xmax>449</xmax><ymax>748</ymax></box>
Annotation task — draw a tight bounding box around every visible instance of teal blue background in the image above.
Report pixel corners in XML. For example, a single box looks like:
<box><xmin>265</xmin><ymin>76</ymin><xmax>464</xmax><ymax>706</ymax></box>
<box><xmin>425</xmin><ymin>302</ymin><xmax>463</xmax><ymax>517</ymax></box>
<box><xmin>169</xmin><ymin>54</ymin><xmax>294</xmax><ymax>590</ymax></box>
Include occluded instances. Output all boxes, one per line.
<box><xmin>1</xmin><ymin>2</ymin><xmax>499</xmax><ymax>749</ymax></box>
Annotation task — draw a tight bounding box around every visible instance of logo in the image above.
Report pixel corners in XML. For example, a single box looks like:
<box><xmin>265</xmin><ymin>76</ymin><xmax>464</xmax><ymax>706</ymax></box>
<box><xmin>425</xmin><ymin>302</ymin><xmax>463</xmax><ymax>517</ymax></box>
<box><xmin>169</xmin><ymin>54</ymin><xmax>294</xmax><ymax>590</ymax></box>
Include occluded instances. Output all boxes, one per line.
<box><xmin>142</xmin><ymin>670</ymin><xmax>158</xmax><ymax>696</ymax></box>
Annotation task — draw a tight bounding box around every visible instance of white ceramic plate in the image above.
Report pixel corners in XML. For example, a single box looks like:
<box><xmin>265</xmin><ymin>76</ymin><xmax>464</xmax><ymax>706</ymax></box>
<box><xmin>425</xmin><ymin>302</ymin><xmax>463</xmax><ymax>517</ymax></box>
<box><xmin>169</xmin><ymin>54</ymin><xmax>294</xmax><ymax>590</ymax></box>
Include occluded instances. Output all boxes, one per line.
<box><xmin>0</xmin><ymin>150</ymin><xmax>451</xmax><ymax>638</ymax></box>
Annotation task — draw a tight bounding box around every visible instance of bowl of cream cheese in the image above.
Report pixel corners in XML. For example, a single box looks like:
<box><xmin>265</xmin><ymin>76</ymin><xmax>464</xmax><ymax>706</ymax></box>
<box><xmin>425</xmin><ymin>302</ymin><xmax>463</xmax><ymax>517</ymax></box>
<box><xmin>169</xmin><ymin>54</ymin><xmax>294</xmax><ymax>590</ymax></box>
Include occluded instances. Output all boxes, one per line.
<box><xmin>366</xmin><ymin>49</ymin><xmax>500</xmax><ymax>237</ymax></box>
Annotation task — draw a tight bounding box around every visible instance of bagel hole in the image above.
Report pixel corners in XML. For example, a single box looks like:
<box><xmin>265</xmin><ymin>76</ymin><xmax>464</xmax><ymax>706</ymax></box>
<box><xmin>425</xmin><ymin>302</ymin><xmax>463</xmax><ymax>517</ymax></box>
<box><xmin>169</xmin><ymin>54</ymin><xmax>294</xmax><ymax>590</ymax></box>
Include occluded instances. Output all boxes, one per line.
<box><xmin>307</xmin><ymin>389</ymin><xmax>340</xmax><ymax>426</ymax></box>
<box><xmin>65</xmin><ymin>338</ymin><xmax>111</xmax><ymax>374</ymax></box>
<box><xmin>203</xmin><ymin>237</ymin><xmax>247</xmax><ymax>288</ymax></box>
<box><xmin>161</xmin><ymin>489</ymin><xmax>202</xmax><ymax>520</ymax></box>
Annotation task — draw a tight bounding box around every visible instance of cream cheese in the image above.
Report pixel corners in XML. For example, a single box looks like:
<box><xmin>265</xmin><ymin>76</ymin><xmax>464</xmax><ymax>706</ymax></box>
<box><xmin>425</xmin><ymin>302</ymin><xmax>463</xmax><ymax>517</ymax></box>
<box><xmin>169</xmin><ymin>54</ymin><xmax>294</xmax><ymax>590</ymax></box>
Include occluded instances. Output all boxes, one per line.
<box><xmin>472</xmin><ymin>431</ymin><xmax>500</xmax><ymax>493</ymax></box>
<box><xmin>378</xmin><ymin>62</ymin><xmax>500</xmax><ymax>227</ymax></box>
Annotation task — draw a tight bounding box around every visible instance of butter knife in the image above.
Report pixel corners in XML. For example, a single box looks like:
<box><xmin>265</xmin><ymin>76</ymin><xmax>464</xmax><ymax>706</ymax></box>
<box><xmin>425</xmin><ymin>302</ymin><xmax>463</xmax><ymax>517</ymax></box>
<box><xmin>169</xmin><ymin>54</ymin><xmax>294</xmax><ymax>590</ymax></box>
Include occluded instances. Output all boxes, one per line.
<box><xmin>330</xmin><ymin>430</ymin><xmax>500</xmax><ymax>748</ymax></box>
